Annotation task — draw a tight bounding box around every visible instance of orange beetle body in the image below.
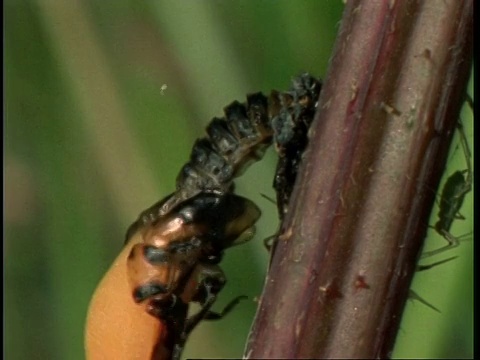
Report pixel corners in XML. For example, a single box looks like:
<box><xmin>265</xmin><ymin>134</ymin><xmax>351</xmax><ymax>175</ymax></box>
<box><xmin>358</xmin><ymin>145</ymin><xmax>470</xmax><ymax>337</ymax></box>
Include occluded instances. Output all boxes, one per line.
<box><xmin>86</xmin><ymin>192</ymin><xmax>260</xmax><ymax>360</ymax></box>
<box><xmin>85</xmin><ymin>233</ymin><xmax>175</xmax><ymax>360</ymax></box>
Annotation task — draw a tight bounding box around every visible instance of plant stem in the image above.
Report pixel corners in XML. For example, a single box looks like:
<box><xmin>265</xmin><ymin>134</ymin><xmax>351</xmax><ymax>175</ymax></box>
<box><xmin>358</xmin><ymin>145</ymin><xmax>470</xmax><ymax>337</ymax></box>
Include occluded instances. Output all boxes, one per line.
<box><xmin>244</xmin><ymin>0</ymin><xmax>472</xmax><ymax>358</ymax></box>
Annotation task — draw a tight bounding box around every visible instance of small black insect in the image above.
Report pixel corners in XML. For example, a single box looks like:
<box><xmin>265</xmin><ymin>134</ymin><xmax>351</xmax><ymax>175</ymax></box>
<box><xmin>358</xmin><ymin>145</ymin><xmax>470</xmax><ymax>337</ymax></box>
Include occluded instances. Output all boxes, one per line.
<box><xmin>413</xmin><ymin>100</ymin><xmax>473</xmax><ymax>312</ymax></box>
<box><xmin>422</xmin><ymin>120</ymin><xmax>473</xmax><ymax>258</ymax></box>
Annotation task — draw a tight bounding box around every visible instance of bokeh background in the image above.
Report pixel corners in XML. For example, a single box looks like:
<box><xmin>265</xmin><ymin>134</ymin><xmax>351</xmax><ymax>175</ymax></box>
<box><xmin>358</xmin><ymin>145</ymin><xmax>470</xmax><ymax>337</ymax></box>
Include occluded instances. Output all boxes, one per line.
<box><xmin>5</xmin><ymin>1</ymin><xmax>473</xmax><ymax>359</ymax></box>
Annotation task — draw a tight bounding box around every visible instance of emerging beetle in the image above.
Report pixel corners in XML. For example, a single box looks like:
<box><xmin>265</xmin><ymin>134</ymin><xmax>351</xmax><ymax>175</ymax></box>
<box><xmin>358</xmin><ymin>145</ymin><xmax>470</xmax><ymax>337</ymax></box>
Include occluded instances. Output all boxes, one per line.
<box><xmin>125</xmin><ymin>74</ymin><xmax>322</xmax><ymax>359</ymax></box>
<box><xmin>126</xmin><ymin>192</ymin><xmax>260</xmax><ymax>358</ymax></box>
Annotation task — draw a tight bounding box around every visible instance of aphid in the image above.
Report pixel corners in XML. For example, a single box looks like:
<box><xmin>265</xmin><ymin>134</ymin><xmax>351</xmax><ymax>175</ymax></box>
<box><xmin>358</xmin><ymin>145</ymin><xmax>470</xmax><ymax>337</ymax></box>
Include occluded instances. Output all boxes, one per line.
<box><xmin>411</xmin><ymin>107</ymin><xmax>473</xmax><ymax>312</ymax></box>
<box><xmin>422</xmin><ymin>121</ymin><xmax>473</xmax><ymax>258</ymax></box>
<box><xmin>126</xmin><ymin>74</ymin><xmax>321</xmax><ymax>359</ymax></box>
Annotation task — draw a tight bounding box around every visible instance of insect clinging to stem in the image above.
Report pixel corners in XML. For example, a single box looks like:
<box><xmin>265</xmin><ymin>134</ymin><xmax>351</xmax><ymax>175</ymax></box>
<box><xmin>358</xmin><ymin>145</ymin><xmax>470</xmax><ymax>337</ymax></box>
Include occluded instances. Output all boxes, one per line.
<box><xmin>124</xmin><ymin>74</ymin><xmax>322</xmax><ymax>360</ymax></box>
<box><xmin>422</xmin><ymin>103</ymin><xmax>473</xmax><ymax>258</ymax></box>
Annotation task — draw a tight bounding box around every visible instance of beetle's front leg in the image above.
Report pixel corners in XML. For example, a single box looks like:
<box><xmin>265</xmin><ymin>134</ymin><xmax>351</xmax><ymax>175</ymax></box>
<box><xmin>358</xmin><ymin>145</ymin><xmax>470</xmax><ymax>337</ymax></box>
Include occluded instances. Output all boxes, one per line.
<box><xmin>160</xmin><ymin>263</ymin><xmax>226</xmax><ymax>360</ymax></box>
<box><xmin>202</xmin><ymin>294</ymin><xmax>248</xmax><ymax>320</ymax></box>
<box><xmin>181</xmin><ymin>263</ymin><xmax>227</xmax><ymax>335</ymax></box>
<box><xmin>183</xmin><ymin>262</ymin><xmax>247</xmax><ymax>333</ymax></box>
<box><xmin>144</xmin><ymin>294</ymin><xmax>190</xmax><ymax>360</ymax></box>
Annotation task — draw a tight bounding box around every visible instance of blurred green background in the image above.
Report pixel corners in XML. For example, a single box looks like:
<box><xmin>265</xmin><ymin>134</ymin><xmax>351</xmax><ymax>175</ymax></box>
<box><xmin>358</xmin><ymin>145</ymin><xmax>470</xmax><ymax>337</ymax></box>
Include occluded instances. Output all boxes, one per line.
<box><xmin>4</xmin><ymin>1</ymin><xmax>472</xmax><ymax>359</ymax></box>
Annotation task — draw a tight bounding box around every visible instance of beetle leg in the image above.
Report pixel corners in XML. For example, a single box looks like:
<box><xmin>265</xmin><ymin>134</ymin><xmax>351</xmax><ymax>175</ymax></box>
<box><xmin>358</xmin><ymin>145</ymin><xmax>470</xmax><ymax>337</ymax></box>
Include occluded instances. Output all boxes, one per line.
<box><xmin>182</xmin><ymin>263</ymin><xmax>227</xmax><ymax>335</ymax></box>
<box><xmin>202</xmin><ymin>295</ymin><xmax>248</xmax><ymax>320</ymax></box>
<box><xmin>171</xmin><ymin>263</ymin><xmax>248</xmax><ymax>360</ymax></box>
<box><xmin>165</xmin><ymin>263</ymin><xmax>228</xmax><ymax>360</ymax></box>
<box><xmin>145</xmin><ymin>294</ymin><xmax>190</xmax><ymax>360</ymax></box>
<box><xmin>146</xmin><ymin>294</ymin><xmax>186</xmax><ymax>321</ymax></box>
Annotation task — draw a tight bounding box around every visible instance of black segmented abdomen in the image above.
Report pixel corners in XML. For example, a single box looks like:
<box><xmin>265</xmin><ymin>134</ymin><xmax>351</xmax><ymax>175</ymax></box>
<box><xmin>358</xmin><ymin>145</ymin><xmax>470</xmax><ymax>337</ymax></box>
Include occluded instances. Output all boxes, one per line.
<box><xmin>134</xmin><ymin>73</ymin><xmax>322</xmax><ymax>225</ymax></box>
<box><xmin>173</xmin><ymin>93</ymin><xmax>273</xmax><ymax>207</ymax></box>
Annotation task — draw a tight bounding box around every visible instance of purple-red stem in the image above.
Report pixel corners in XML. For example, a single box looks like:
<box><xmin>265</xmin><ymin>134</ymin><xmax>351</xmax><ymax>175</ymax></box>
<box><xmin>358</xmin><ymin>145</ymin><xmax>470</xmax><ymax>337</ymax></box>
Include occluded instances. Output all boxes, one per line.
<box><xmin>244</xmin><ymin>1</ymin><xmax>472</xmax><ymax>358</ymax></box>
